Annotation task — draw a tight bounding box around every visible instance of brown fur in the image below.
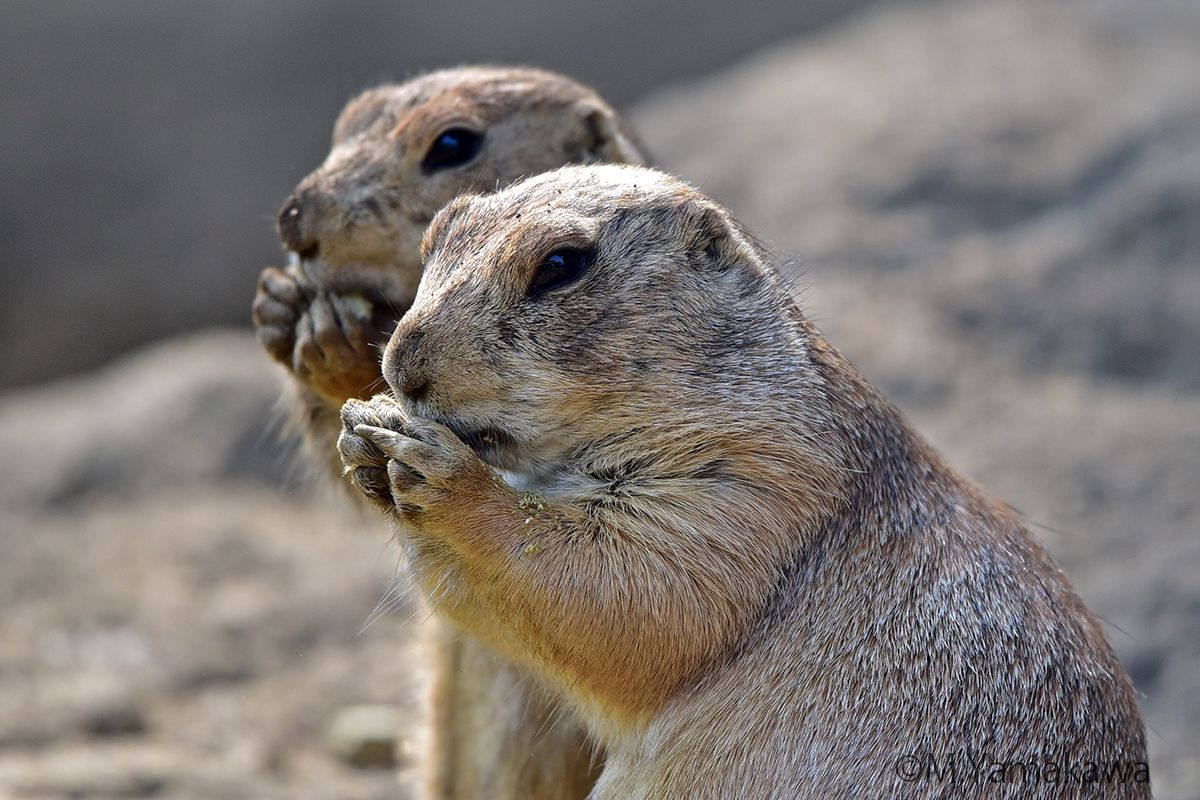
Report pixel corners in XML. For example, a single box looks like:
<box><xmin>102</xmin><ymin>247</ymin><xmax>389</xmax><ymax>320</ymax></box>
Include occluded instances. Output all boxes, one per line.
<box><xmin>338</xmin><ymin>164</ymin><xmax>1149</xmax><ymax>799</ymax></box>
<box><xmin>252</xmin><ymin>68</ymin><xmax>646</xmax><ymax>800</ymax></box>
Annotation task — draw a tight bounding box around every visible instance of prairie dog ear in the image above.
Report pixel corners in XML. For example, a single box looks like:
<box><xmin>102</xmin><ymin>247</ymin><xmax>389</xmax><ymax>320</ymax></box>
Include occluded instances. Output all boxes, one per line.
<box><xmin>420</xmin><ymin>193</ymin><xmax>475</xmax><ymax>259</ymax></box>
<box><xmin>331</xmin><ymin>88</ymin><xmax>392</xmax><ymax>144</ymax></box>
<box><xmin>679</xmin><ymin>201</ymin><xmax>741</xmax><ymax>270</ymax></box>
<box><xmin>567</xmin><ymin>101</ymin><xmax>650</xmax><ymax>166</ymax></box>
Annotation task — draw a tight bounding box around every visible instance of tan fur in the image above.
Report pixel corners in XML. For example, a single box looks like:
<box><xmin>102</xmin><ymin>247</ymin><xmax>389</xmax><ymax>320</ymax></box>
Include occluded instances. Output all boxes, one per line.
<box><xmin>252</xmin><ymin>68</ymin><xmax>646</xmax><ymax>799</ymax></box>
<box><xmin>338</xmin><ymin>164</ymin><xmax>1149</xmax><ymax>799</ymax></box>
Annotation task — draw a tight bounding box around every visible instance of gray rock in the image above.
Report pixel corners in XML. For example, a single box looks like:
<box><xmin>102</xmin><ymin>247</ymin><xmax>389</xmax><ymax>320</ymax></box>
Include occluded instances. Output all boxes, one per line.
<box><xmin>633</xmin><ymin>0</ymin><xmax>1200</xmax><ymax>390</ymax></box>
<box><xmin>0</xmin><ymin>329</ymin><xmax>298</xmax><ymax>512</ymax></box>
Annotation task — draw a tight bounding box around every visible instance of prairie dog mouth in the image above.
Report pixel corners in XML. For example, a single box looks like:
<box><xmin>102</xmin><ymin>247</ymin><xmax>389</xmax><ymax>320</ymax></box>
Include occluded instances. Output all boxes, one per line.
<box><xmin>286</xmin><ymin>252</ymin><xmax>326</xmax><ymax>292</ymax></box>
<box><xmin>449</xmin><ymin>424</ymin><xmax>518</xmax><ymax>457</ymax></box>
<box><xmin>426</xmin><ymin>417</ymin><xmax>523</xmax><ymax>468</ymax></box>
<box><xmin>285</xmin><ymin>253</ymin><xmax>405</xmax><ymax>329</ymax></box>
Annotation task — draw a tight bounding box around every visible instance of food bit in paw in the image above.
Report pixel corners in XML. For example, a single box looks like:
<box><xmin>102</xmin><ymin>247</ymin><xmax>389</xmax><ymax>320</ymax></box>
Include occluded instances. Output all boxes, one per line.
<box><xmin>341</xmin><ymin>293</ymin><xmax>375</xmax><ymax>322</ymax></box>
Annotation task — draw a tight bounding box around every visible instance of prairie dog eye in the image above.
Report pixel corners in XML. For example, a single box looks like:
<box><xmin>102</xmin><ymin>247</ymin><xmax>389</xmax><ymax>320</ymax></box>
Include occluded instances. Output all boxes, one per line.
<box><xmin>528</xmin><ymin>247</ymin><xmax>595</xmax><ymax>297</ymax></box>
<box><xmin>422</xmin><ymin>127</ymin><xmax>483</xmax><ymax>171</ymax></box>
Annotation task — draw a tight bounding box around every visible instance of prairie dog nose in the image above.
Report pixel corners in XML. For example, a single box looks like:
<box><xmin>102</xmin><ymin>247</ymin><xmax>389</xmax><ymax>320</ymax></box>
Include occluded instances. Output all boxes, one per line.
<box><xmin>385</xmin><ymin>327</ymin><xmax>432</xmax><ymax>403</ymax></box>
<box><xmin>277</xmin><ymin>188</ymin><xmax>326</xmax><ymax>258</ymax></box>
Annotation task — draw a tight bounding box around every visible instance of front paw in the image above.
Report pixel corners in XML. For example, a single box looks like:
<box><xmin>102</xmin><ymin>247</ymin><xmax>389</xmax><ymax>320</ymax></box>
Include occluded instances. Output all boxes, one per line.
<box><xmin>338</xmin><ymin>400</ymin><xmax>486</xmax><ymax>518</ymax></box>
<box><xmin>253</xmin><ymin>265</ymin><xmax>388</xmax><ymax>405</ymax></box>
<box><xmin>252</xmin><ymin>266</ymin><xmax>305</xmax><ymax>365</ymax></box>
<box><xmin>294</xmin><ymin>292</ymin><xmax>388</xmax><ymax>403</ymax></box>
<box><xmin>337</xmin><ymin>397</ymin><xmax>410</xmax><ymax>510</ymax></box>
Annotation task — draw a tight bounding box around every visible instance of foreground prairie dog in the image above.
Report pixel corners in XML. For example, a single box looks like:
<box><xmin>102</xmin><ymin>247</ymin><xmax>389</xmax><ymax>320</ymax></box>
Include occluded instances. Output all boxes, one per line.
<box><xmin>339</xmin><ymin>164</ymin><xmax>1149</xmax><ymax>799</ymax></box>
<box><xmin>253</xmin><ymin>68</ymin><xmax>647</xmax><ymax>799</ymax></box>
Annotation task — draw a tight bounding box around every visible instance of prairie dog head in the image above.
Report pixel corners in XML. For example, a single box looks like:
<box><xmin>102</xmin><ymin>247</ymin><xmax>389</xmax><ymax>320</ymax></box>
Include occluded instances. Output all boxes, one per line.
<box><xmin>381</xmin><ymin>165</ymin><xmax>826</xmax><ymax>478</ymax></box>
<box><xmin>277</xmin><ymin>67</ymin><xmax>648</xmax><ymax>312</ymax></box>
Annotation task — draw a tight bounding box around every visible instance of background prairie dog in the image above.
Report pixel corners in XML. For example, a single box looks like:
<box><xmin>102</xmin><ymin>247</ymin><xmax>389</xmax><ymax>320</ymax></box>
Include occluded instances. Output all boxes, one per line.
<box><xmin>339</xmin><ymin>164</ymin><xmax>1149</xmax><ymax>799</ymax></box>
<box><xmin>253</xmin><ymin>65</ymin><xmax>647</xmax><ymax>478</ymax></box>
<box><xmin>254</xmin><ymin>67</ymin><xmax>647</xmax><ymax>800</ymax></box>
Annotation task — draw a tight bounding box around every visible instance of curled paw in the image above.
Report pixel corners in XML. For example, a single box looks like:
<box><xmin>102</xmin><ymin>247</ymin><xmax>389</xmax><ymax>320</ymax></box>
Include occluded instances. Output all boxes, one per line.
<box><xmin>253</xmin><ymin>265</ymin><xmax>390</xmax><ymax>405</ymax></box>
<box><xmin>338</xmin><ymin>397</ymin><xmax>409</xmax><ymax>509</ymax></box>
<box><xmin>292</xmin><ymin>291</ymin><xmax>385</xmax><ymax>401</ymax></box>
<box><xmin>252</xmin><ymin>266</ymin><xmax>307</xmax><ymax>366</ymax></box>
<box><xmin>338</xmin><ymin>399</ymin><xmax>484</xmax><ymax>517</ymax></box>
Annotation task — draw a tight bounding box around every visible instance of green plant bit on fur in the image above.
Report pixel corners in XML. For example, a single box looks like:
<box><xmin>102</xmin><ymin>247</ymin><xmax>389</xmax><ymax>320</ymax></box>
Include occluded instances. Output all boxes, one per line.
<box><xmin>519</xmin><ymin>492</ymin><xmax>548</xmax><ymax>512</ymax></box>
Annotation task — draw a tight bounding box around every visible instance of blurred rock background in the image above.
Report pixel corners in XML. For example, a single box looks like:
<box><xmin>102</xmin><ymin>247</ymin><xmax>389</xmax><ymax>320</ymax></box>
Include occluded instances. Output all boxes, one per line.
<box><xmin>1</xmin><ymin>0</ymin><xmax>1197</xmax><ymax>797</ymax></box>
<box><xmin>0</xmin><ymin>0</ymin><xmax>873</xmax><ymax>391</ymax></box>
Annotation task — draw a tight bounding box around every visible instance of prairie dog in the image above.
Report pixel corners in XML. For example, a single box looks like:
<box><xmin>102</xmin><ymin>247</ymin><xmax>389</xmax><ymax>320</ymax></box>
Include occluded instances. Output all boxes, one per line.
<box><xmin>253</xmin><ymin>68</ymin><xmax>646</xmax><ymax>799</ymax></box>
<box><xmin>339</xmin><ymin>164</ymin><xmax>1148</xmax><ymax>799</ymax></box>
<box><xmin>253</xmin><ymin>65</ymin><xmax>647</xmax><ymax>478</ymax></box>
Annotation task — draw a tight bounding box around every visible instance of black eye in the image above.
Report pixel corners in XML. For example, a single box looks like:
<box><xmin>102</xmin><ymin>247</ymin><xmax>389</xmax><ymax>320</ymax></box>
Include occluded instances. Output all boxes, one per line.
<box><xmin>422</xmin><ymin>127</ymin><xmax>483</xmax><ymax>171</ymax></box>
<box><xmin>528</xmin><ymin>247</ymin><xmax>594</xmax><ymax>297</ymax></box>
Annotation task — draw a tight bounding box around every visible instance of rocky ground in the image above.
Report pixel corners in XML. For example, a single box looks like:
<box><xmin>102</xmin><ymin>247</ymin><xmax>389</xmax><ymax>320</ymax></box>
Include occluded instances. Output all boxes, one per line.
<box><xmin>2</xmin><ymin>0</ymin><xmax>1197</xmax><ymax>797</ymax></box>
<box><xmin>0</xmin><ymin>334</ymin><xmax>424</xmax><ymax>799</ymax></box>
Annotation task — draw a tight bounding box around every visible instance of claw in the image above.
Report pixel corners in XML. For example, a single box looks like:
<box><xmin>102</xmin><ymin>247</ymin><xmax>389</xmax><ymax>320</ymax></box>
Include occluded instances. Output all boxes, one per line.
<box><xmin>340</xmin><ymin>397</ymin><xmax>380</xmax><ymax>426</ymax></box>
<box><xmin>259</xmin><ymin>267</ymin><xmax>302</xmax><ymax>306</ymax></box>
<box><xmin>354</xmin><ymin>424</ymin><xmax>405</xmax><ymax>459</ymax></box>
<box><xmin>338</xmin><ymin>426</ymin><xmax>387</xmax><ymax>468</ymax></box>
<box><xmin>350</xmin><ymin>464</ymin><xmax>392</xmax><ymax>502</ymax></box>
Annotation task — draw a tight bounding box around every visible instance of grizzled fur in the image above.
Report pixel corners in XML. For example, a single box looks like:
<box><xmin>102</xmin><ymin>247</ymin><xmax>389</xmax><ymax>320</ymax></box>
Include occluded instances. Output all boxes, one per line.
<box><xmin>339</xmin><ymin>165</ymin><xmax>1148</xmax><ymax>799</ymax></box>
